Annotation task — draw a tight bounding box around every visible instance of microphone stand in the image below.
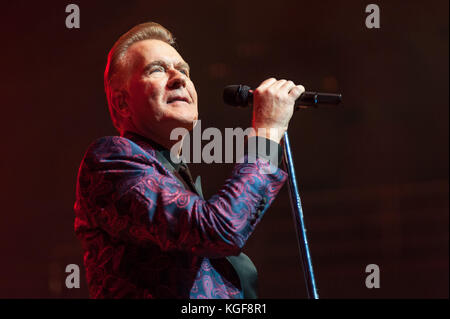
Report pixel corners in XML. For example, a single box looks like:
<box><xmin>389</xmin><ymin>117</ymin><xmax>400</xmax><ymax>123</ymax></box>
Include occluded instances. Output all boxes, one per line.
<box><xmin>223</xmin><ymin>84</ymin><xmax>341</xmax><ymax>298</ymax></box>
<box><xmin>281</xmin><ymin>132</ymin><xmax>319</xmax><ymax>299</ymax></box>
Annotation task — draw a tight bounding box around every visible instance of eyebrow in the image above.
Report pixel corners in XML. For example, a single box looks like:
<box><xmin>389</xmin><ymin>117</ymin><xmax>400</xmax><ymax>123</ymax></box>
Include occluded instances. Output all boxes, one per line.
<box><xmin>143</xmin><ymin>60</ymin><xmax>190</xmax><ymax>74</ymax></box>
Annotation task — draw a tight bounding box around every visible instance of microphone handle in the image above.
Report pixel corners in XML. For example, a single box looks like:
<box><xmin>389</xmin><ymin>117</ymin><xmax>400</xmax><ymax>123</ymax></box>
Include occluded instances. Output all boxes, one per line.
<box><xmin>296</xmin><ymin>92</ymin><xmax>343</xmax><ymax>108</ymax></box>
<box><xmin>247</xmin><ymin>90</ymin><xmax>342</xmax><ymax>109</ymax></box>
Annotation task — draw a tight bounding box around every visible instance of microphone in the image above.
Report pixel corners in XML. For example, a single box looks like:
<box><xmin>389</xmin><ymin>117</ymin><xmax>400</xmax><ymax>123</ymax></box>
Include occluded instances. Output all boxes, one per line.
<box><xmin>223</xmin><ymin>84</ymin><xmax>342</xmax><ymax>109</ymax></box>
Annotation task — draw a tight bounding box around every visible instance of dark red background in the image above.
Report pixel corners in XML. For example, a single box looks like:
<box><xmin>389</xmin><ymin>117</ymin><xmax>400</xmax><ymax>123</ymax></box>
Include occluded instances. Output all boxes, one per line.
<box><xmin>0</xmin><ymin>0</ymin><xmax>448</xmax><ymax>298</ymax></box>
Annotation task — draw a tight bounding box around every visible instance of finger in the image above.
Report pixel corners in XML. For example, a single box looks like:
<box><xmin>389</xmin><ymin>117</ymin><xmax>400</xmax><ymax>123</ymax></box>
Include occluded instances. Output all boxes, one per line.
<box><xmin>288</xmin><ymin>85</ymin><xmax>305</xmax><ymax>99</ymax></box>
<box><xmin>280</xmin><ymin>80</ymin><xmax>296</xmax><ymax>92</ymax></box>
<box><xmin>269</xmin><ymin>79</ymin><xmax>287</xmax><ymax>91</ymax></box>
<box><xmin>256</xmin><ymin>77</ymin><xmax>277</xmax><ymax>90</ymax></box>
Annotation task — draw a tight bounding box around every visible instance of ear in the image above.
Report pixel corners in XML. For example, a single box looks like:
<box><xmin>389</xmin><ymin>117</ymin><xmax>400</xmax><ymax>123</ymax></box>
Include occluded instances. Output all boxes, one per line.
<box><xmin>110</xmin><ymin>89</ymin><xmax>131</xmax><ymax>118</ymax></box>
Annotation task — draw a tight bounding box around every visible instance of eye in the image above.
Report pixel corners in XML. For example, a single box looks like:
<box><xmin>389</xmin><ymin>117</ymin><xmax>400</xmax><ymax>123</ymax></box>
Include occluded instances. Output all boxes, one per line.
<box><xmin>149</xmin><ymin>66</ymin><xmax>165</xmax><ymax>74</ymax></box>
<box><xmin>179</xmin><ymin>69</ymin><xmax>190</xmax><ymax>77</ymax></box>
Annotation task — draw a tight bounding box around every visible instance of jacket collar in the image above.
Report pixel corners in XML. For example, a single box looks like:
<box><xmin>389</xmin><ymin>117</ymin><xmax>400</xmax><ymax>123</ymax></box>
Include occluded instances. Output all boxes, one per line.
<box><xmin>121</xmin><ymin>131</ymin><xmax>203</xmax><ymax>198</ymax></box>
<box><xmin>122</xmin><ymin>131</ymin><xmax>184</xmax><ymax>173</ymax></box>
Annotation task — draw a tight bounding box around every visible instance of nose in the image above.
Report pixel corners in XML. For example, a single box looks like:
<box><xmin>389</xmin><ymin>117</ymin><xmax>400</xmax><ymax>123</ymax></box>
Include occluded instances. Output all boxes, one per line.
<box><xmin>167</xmin><ymin>68</ymin><xmax>187</xmax><ymax>90</ymax></box>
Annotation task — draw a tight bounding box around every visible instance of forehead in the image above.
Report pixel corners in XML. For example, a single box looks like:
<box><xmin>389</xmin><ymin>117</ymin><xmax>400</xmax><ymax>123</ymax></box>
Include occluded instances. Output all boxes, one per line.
<box><xmin>126</xmin><ymin>39</ymin><xmax>185</xmax><ymax>67</ymax></box>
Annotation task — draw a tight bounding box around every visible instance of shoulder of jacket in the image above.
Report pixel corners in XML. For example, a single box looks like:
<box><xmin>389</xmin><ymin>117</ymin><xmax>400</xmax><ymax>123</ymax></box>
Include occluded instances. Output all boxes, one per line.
<box><xmin>82</xmin><ymin>135</ymin><xmax>157</xmax><ymax>165</ymax></box>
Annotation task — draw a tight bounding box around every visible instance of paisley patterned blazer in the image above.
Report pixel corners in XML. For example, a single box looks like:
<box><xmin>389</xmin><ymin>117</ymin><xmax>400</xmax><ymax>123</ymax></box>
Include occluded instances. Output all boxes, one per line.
<box><xmin>74</xmin><ymin>132</ymin><xmax>287</xmax><ymax>298</ymax></box>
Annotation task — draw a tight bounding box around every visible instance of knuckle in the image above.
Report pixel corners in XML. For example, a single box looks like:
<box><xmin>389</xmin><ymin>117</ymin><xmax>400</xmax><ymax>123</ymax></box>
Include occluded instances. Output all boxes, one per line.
<box><xmin>262</xmin><ymin>77</ymin><xmax>276</xmax><ymax>86</ymax></box>
<box><xmin>255</xmin><ymin>87</ymin><xmax>266</xmax><ymax>94</ymax></box>
<box><xmin>268</xmin><ymin>87</ymin><xmax>277</xmax><ymax>95</ymax></box>
<box><xmin>291</xmin><ymin>85</ymin><xmax>305</xmax><ymax>96</ymax></box>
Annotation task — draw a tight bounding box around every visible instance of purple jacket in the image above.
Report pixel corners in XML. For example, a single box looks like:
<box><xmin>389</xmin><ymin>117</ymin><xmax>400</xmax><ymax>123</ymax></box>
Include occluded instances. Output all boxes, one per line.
<box><xmin>74</xmin><ymin>132</ymin><xmax>287</xmax><ymax>298</ymax></box>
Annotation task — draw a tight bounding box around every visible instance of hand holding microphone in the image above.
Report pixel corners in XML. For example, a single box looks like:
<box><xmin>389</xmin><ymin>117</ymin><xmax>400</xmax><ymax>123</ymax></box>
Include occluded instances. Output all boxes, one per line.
<box><xmin>223</xmin><ymin>79</ymin><xmax>343</xmax><ymax>143</ymax></box>
<box><xmin>250</xmin><ymin>78</ymin><xmax>304</xmax><ymax>143</ymax></box>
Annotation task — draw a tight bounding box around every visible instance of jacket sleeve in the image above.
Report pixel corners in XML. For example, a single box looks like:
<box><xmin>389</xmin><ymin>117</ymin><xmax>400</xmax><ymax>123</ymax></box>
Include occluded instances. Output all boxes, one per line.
<box><xmin>74</xmin><ymin>136</ymin><xmax>287</xmax><ymax>258</ymax></box>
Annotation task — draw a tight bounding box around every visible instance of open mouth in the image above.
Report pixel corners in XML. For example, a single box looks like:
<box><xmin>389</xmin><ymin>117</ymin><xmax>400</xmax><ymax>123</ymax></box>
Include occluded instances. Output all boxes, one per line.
<box><xmin>167</xmin><ymin>96</ymin><xmax>189</xmax><ymax>104</ymax></box>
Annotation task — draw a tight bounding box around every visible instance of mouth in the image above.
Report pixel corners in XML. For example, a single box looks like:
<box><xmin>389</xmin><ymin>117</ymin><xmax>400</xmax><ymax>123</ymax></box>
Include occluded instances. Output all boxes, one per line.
<box><xmin>167</xmin><ymin>96</ymin><xmax>189</xmax><ymax>104</ymax></box>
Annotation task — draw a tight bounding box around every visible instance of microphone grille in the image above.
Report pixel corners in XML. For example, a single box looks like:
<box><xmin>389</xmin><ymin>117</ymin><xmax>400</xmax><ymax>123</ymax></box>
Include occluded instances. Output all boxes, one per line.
<box><xmin>223</xmin><ymin>85</ymin><xmax>251</xmax><ymax>107</ymax></box>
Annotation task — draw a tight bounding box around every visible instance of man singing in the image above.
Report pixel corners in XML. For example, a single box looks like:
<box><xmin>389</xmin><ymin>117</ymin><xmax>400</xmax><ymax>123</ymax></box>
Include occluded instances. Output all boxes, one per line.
<box><xmin>74</xmin><ymin>22</ymin><xmax>305</xmax><ymax>298</ymax></box>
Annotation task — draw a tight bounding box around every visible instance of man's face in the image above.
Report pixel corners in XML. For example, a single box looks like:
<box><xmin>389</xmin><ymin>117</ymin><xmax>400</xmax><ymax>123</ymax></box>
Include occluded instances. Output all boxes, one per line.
<box><xmin>124</xmin><ymin>39</ymin><xmax>198</xmax><ymax>142</ymax></box>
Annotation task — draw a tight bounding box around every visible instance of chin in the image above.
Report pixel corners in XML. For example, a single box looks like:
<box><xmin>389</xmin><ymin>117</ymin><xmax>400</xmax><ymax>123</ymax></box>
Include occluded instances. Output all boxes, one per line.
<box><xmin>176</xmin><ymin>112</ymin><xmax>198</xmax><ymax>130</ymax></box>
<box><xmin>179</xmin><ymin>117</ymin><xmax>197</xmax><ymax>131</ymax></box>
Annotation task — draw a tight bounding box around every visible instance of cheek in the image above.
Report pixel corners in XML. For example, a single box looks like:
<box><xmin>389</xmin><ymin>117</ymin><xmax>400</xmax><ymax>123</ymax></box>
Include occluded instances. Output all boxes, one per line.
<box><xmin>142</xmin><ymin>82</ymin><xmax>160</xmax><ymax>102</ymax></box>
<box><xmin>129</xmin><ymin>81</ymin><xmax>161</xmax><ymax>118</ymax></box>
<box><xmin>188</xmin><ymin>83</ymin><xmax>198</xmax><ymax>103</ymax></box>
<box><xmin>132</xmin><ymin>78</ymin><xmax>163</xmax><ymax>103</ymax></box>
